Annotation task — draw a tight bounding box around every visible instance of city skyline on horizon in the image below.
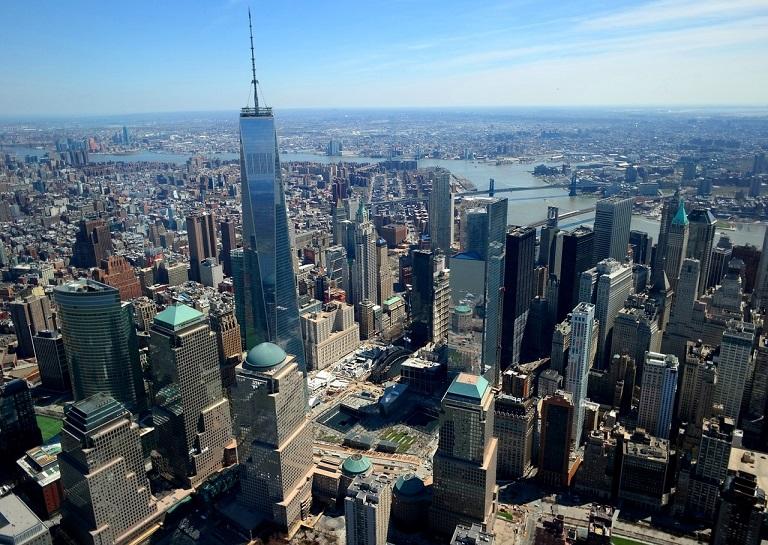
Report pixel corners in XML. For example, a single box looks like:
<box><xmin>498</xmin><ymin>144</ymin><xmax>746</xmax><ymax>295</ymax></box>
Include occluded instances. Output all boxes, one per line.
<box><xmin>2</xmin><ymin>0</ymin><xmax>768</xmax><ymax>116</ymax></box>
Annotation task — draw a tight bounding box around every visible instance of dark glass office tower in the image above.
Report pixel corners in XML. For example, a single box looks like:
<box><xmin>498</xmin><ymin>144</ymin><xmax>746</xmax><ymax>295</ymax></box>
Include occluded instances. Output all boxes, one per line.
<box><xmin>54</xmin><ymin>279</ymin><xmax>146</xmax><ymax>413</ymax></box>
<box><xmin>629</xmin><ymin>230</ymin><xmax>652</xmax><ymax>265</ymax></box>
<box><xmin>219</xmin><ymin>219</ymin><xmax>236</xmax><ymax>277</ymax></box>
<box><xmin>501</xmin><ymin>226</ymin><xmax>535</xmax><ymax>368</ymax></box>
<box><xmin>410</xmin><ymin>249</ymin><xmax>435</xmax><ymax>349</ymax></box>
<box><xmin>233</xmin><ymin>49</ymin><xmax>305</xmax><ymax>370</ymax></box>
<box><xmin>557</xmin><ymin>227</ymin><xmax>594</xmax><ymax>323</ymax></box>
<box><xmin>687</xmin><ymin>208</ymin><xmax>716</xmax><ymax>296</ymax></box>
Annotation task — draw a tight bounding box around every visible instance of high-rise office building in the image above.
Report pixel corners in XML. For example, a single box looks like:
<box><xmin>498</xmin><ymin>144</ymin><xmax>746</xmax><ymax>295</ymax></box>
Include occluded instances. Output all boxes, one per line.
<box><xmin>187</xmin><ymin>212</ymin><xmax>218</xmax><ymax>284</ymax></box>
<box><xmin>708</xmin><ymin>235</ymin><xmax>733</xmax><ymax>289</ymax></box>
<box><xmin>0</xmin><ymin>380</ymin><xmax>42</xmax><ymax>468</ymax></box>
<box><xmin>732</xmin><ymin>244</ymin><xmax>761</xmax><ymax>293</ymax></box>
<box><xmin>712</xmin><ymin>471</ymin><xmax>766</xmax><ymax>545</ymax></box>
<box><xmin>32</xmin><ymin>330</ymin><xmax>70</xmax><ymax>392</ymax></box>
<box><xmin>209</xmin><ymin>306</ymin><xmax>242</xmax><ymax>388</ymax></box>
<box><xmin>71</xmin><ymin>219</ymin><xmax>112</xmax><ymax>268</ymax></box>
<box><xmin>539</xmin><ymin>391</ymin><xmax>578</xmax><ymax>487</ymax></box>
<box><xmin>716</xmin><ymin>321</ymin><xmax>755</xmax><ymax>423</ymax></box>
<box><xmin>754</xmin><ymin>227</ymin><xmax>768</xmax><ymax>309</ymax></box>
<box><xmin>149</xmin><ymin>304</ymin><xmax>233</xmax><ymax>487</ymax></box>
<box><xmin>199</xmin><ymin>257</ymin><xmax>224</xmax><ymax>288</ymax></box>
<box><xmin>686</xmin><ymin>416</ymin><xmax>735</xmax><ymax>519</ymax></box>
<box><xmin>351</xmin><ymin>201</ymin><xmax>377</xmax><ymax>314</ymax></box>
<box><xmin>565</xmin><ymin>302</ymin><xmax>596</xmax><ymax>447</ymax></box>
<box><xmin>59</xmin><ymin>394</ymin><xmax>157</xmax><ymax>545</ymax></box>
<box><xmin>538</xmin><ymin>206</ymin><xmax>559</xmax><ymax>268</ymax></box>
<box><xmin>459</xmin><ymin>198</ymin><xmax>508</xmax><ymax>380</ymax></box>
<box><xmin>629</xmin><ymin>230</ymin><xmax>652</xmax><ymax>265</ymax></box>
<box><xmin>410</xmin><ymin>250</ymin><xmax>451</xmax><ymax>348</ymax></box>
<box><xmin>133</xmin><ymin>297</ymin><xmax>157</xmax><ymax>332</ymax></box>
<box><xmin>637</xmin><ymin>352</ymin><xmax>679</xmax><ymax>440</ymax></box>
<box><xmin>744</xmin><ymin>335</ymin><xmax>768</xmax><ymax>444</ymax></box>
<box><xmin>54</xmin><ymin>279</ymin><xmax>146</xmax><ymax>413</ymax></box>
<box><xmin>652</xmin><ymin>190</ymin><xmax>679</xmax><ymax>281</ymax></box>
<box><xmin>219</xmin><ymin>219</ymin><xmax>237</xmax><ymax>277</ymax></box>
<box><xmin>557</xmin><ymin>227</ymin><xmax>594</xmax><ymax>323</ymax></box>
<box><xmin>481</xmin><ymin>198</ymin><xmax>507</xmax><ymax>381</ymax></box>
<box><xmin>494</xmin><ymin>392</ymin><xmax>535</xmax><ymax>479</ymax></box>
<box><xmin>664</xmin><ymin>199</ymin><xmax>689</xmax><ymax>291</ymax></box>
<box><xmin>430</xmin><ymin>373</ymin><xmax>498</xmax><ymax>534</ymax></box>
<box><xmin>375</xmin><ymin>238</ymin><xmax>393</xmax><ymax>305</ymax></box>
<box><xmin>550</xmin><ymin>319</ymin><xmax>571</xmax><ymax>375</ymax></box>
<box><xmin>233</xmin><ymin>69</ymin><xmax>305</xmax><ymax>371</ymax></box>
<box><xmin>231</xmin><ymin>343</ymin><xmax>313</xmax><ymax>534</ymax></box>
<box><xmin>592</xmin><ymin>196</ymin><xmax>632</xmax><ymax>264</ymax></box>
<box><xmin>10</xmin><ymin>291</ymin><xmax>54</xmax><ymax>358</ymax></box>
<box><xmin>661</xmin><ymin>258</ymin><xmax>700</xmax><ymax>362</ymax></box>
<box><xmin>617</xmin><ymin>430</ymin><xmax>671</xmax><ymax>511</ymax></box>
<box><xmin>462</xmin><ymin>207</ymin><xmax>488</xmax><ymax>254</ymax></box>
<box><xmin>579</xmin><ymin>259</ymin><xmax>632</xmax><ymax>369</ymax></box>
<box><xmin>429</xmin><ymin>170</ymin><xmax>454</xmax><ymax>255</ymax></box>
<box><xmin>344</xmin><ymin>474</ymin><xmax>392</xmax><ymax>545</ymax></box>
<box><xmin>676</xmin><ymin>341</ymin><xmax>717</xmax><ymax>430</ymax></box>
<box><xmin>686</xmin><ymin>208</ymin><xmax>716</xmax><ymax>296</ymax></box>
<box><xmin>501</xmin><ymin>226</ymin><xmax>535</xmax><ymax>367</ymax></box>
<box><xmin>610</xmin><ymin>303</ymin><xmax>661</xmax><ymax>375</ymax></box>
<box><xmin>301</xmin><ymin>301</ymin><xmax>360</xmax><ymax>371</ymax></box>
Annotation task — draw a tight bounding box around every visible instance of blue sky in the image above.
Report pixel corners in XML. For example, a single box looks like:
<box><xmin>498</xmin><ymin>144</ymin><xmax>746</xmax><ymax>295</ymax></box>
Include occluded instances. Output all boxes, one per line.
<box><xmin>2</xmin><ymin>0</ymin><xmax>767</xmax><ymax>115</ymax></box>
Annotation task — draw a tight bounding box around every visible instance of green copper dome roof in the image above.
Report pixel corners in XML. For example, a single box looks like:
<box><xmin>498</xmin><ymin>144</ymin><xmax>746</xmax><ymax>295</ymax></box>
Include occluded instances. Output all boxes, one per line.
<box><xmin>244</xmin><ymin>342</ymin><xmax>287</xmax><ymax>371</ymax></box>
<box><xmin>672</xmin><ymin>199</ymin><xmax>689</xmax><ymax>226</ymax></box>
<box><xmin>342</xmin><ymin>453</ymin><xmax>372</xmax><ymax>476</ymax></box>
<box><xmin>454</xmin><ymin>304</ymin><xmax>472</xmax><ymax>315</ymax></box>
<box><xmin>394</xmin><ymin>473</ymin><xmax>425</xmax><ymax>497</ymax></box>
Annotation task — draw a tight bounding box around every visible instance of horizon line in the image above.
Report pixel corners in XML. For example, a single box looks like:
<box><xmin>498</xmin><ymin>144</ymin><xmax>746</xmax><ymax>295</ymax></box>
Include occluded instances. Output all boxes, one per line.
<box><xmin>2</xmin><ymin>103</ymin><xmax>768</xmax><ymax>121</ymax></box>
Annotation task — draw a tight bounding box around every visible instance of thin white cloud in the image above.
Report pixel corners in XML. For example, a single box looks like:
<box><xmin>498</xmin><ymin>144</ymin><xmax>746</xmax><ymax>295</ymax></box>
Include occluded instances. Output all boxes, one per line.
<box><xmin>583</xmin><ymin>0</ymin><xmax>768</xmax><ymax>30</ymax></box>
<box><xmin>358</xmin><ymin>16</ymin><xmax>768</xmax><ymax>76</ymax></box>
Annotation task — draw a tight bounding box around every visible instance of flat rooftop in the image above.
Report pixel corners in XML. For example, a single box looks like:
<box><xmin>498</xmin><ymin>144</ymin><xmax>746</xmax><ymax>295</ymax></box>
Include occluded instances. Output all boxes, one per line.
<box><xmin>0</xmin><ymin>494</ymin><xmax>48</xmax><ymax>542</ymax></box>
<box><xmin>729</xmin><ymin>447</ymin><xmax>768</xmax><ymax>493</ymax></box>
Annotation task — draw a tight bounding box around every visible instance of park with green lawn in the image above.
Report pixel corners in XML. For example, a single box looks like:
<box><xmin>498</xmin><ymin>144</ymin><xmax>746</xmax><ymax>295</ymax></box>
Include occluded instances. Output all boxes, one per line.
<box><xmin>36</xmin><ymin>414</ymin><xmax>63</xmax><ymax>442</ymax></box>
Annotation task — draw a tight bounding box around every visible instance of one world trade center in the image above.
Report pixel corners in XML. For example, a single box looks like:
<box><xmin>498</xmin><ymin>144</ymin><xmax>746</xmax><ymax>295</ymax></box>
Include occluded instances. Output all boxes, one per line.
<box><xmin>232</xmin><ymin>12</ymin><xmax>305</xmax><ymax>371</ymax></box>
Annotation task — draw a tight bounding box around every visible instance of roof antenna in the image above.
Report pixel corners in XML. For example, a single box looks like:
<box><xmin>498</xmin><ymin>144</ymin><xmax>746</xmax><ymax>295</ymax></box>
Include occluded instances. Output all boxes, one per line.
<box><xmin>248</xmin><ymin>8</ymin><xmax>259</xmax><ymax>111</ymax></box>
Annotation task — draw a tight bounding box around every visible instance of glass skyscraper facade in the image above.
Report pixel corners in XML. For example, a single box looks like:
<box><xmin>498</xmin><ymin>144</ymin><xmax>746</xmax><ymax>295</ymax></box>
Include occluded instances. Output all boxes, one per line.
<box><xmin>481</xmin><ymin>198</ymin><xmax>507</xmax><ymax>384</ymax></box>
<box><xmin>234</xmin><ymin>105</ymin><xmax>305</xmax><ymax>371</ymax></box>
<box><xmin>54</xmin><ymin>279</ymin><xmax>146</xmax><ymax>413</ymax></box>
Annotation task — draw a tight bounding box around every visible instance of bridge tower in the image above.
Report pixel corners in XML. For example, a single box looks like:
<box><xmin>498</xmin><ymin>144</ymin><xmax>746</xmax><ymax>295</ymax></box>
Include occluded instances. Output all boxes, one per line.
<box><xmin>569</xmin><ymin>172</ymin><xmax>578</xmax><ymax>196</ymax></box>
<box><xmin>489</xmin><ymin>178</ymin><xmax>495</xmax><ymax>197</ymax></box>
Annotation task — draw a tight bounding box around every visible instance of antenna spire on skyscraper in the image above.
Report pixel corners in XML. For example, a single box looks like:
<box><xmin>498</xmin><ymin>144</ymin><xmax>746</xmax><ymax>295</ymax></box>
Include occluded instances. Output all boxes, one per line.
<box><xmin>248</xmin><ymin>8</ymin><xmax>259</xmax><ymax>111</ymax></box>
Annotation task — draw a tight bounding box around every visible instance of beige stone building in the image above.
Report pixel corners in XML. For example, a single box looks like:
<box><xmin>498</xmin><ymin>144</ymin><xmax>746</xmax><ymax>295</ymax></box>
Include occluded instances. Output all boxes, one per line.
<box><xmin>59</xmin><ymin>394</ymin><xmax>158</xmax><ymax>545</ymax></box>
<box><xmin>231</xmin><ymin>343</ymin><xmax>314</xmax><ymax>534</ymax></box>
<box><xmin>301</xmin><ymin>302</ymin><xmax>360</xmax><ymax>370</ymax></box>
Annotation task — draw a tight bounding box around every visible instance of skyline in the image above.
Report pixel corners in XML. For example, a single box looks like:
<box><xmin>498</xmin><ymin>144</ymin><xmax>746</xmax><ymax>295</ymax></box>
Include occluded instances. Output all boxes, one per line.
<box><xmin>2</xmin><ymin>0</ymin><xmax>768</xmax><ymax>116</ymax></box>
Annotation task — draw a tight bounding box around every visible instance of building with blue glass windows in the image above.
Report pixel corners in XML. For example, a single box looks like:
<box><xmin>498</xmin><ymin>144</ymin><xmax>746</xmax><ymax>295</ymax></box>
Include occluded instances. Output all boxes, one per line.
<box><xmin>233</xmin><ymin>90</ymin><xmax>305</xmax><ymax>371</ymax></box>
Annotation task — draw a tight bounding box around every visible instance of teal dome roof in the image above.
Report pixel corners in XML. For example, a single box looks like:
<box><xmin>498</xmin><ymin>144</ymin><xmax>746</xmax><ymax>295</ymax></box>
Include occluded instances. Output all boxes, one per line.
<box><xmin>342</xmin><ymin>454</ymin><xmax>372</xmax><ymax>476</ymax></box>
<box><xmin>394</xmin><ymin>473</ymin><xmax>425</xmax><ymax>497</ymax></box>
<box><xmin>455</xmin><ymin>304</ymin><xmax>472</xmax><ymax>315</ymax></box>
<box><xmin>244</xmin><ymin>342</ymin><xmax>286</xmax><ymax>371</ymax></box>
